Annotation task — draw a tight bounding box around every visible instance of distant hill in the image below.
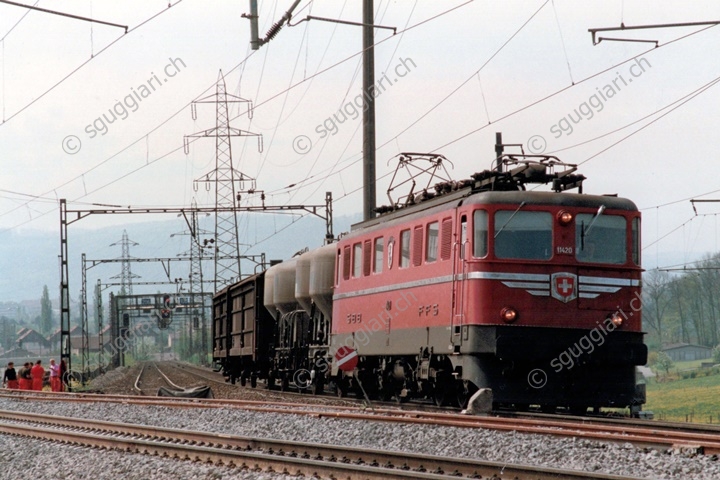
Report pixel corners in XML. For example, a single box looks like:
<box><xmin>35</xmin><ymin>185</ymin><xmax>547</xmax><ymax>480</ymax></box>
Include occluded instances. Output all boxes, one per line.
<box><xmin>0</xmin><ymin>212</ymin><xmax>361</xmax><ymax>304</ymax></box>
<box><xmin>1</xmin><ymin>210</ymin><xmax>699</xmax><ymax>304</ymax></box>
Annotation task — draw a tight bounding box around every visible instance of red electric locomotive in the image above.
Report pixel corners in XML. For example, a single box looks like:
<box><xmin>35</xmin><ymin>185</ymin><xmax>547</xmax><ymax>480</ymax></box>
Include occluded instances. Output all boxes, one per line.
<box><xmin>329</xmin><ymin>149</ymin><xmax>647</xmax><ymax>412</ymax></box>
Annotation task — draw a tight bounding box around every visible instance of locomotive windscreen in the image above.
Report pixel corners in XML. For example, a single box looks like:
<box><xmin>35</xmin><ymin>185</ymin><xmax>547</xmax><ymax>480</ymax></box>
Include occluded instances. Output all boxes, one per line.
<box><xmin>576</xmin><ymin>213</ymin><xmax>626</xmax><ymax>264</ymax></box>
<box><xmin>494</xmin><ymin>210</ymin><xmax>552</xmax><ymax>260</ymax></box>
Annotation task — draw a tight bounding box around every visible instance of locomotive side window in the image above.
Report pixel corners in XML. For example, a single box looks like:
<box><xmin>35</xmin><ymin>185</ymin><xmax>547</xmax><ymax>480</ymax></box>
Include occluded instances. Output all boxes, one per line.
<box><xmin>336</xmin><ymin>249</ymin><xmax>342</xmax><ymax>285</ymax></box>
<box><xmin>353</xmin><ymin>243</ymin><xmax>362</xmax><ymax>277</ymax></box>
<box><xmin>632</xmin><ymin>217</ymin><xmax>640</xmax><ymax>265</ymax></box>
<box><xmin>400</xmin><ymin>229</ymin><xmax>411</xmax><ymax>268</ymax></box>
<box><xmin>473</xmin><ymin>210</ymin><xmax>488</xmax><ymax>257</ymax></box>
<box><xmin>373</xmin><ymin>237</ymin><xmax>384</xmax><ymax>273</ymax></box>
<box><xmin>440</xmin><ymin>218</ymin><xmax>452</xmax><ymax>260</ymax></box>
<box><xmin>363</xmin><ymin>240</ymin><xmax>372</xmax><ymax>276</ymax></box>
<box><xmin>494</xmin><ymin>211</ymin><xmax>552</xmax><ymax>260</ymax></box>
<box><xmin>342</xmin><ymin>246</ymin><xmax>351</xmax><ymax>281</ymax></box>
<box><xmin>426</xmin><ymin>222</ymin><xmax>439</xmax><ymax>262</ymax></box>
<box><xmin>575</xmin><ymin>214</ymin><xmax>626</xmax><ymax>264</ymax></box>
<box><xmin>413</xmin><ymin>225</ymin><xmax>423</xmax><ymax>266</ymax></box>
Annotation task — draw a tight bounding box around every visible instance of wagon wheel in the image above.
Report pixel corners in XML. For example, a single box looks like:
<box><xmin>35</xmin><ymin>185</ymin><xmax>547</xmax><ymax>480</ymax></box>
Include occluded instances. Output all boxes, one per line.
<box><xmin>239</xmin><ymin>375</ymin><xmax>247</xmax><ymax>387</ymax></box>
<box><xmin>250</xmin><ymin>375</ymin><xmax>257</xmax><ymax>389</ymax></box>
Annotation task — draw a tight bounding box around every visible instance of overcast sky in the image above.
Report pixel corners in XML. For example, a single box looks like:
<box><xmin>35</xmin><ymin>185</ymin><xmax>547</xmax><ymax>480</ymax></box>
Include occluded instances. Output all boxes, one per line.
<box><xmin>2</xmin><ymin>0</ymin><xmax>720</xmax><ymax>273</ymax></box>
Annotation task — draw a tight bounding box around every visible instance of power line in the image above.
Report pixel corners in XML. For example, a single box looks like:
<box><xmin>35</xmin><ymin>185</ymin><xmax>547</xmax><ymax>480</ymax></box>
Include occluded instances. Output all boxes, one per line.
<box><xmin>0</xmin><ymin>0</ymin><xmax>128</xmax><ymax>32</ymax></box>
<box><xmin>230</xmin><ymin>1</ymin><xmax>475</xmax><ymax>124</ymax></box>
<box><xmin>0</xmin><ymin>0</ymin><xmax>184</xmax><ymax>127</ymax></box>
<box><xmin>0</xmin><ymin>0</ymin><xmax>39</xmax><ymax>42</ymax></box>
<box><xmin>0</xmin><ymin>1</ymin><xmax>471</xmax><ymax>231</ymax></box>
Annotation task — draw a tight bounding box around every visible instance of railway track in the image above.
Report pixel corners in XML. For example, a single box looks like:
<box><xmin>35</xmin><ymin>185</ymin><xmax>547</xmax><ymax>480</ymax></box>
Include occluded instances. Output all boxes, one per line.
<box><xmin>164</xmin><ymin>361</ymin><xmax>229</xmax><ymax>385</ymax></box>
<box><xmin>133</xmin><ymin>362</ymin><xmax>184</xmax><ymax>395</ymax></box>
<box><xmin>2</xmin><ymin>387</ymin><xmax>720</xmax><ymax>456</ymax></box>
<box><xmin>0</xmin><ymin>409</ymin><xmax>640</xmax><ymax>480</ymax></box>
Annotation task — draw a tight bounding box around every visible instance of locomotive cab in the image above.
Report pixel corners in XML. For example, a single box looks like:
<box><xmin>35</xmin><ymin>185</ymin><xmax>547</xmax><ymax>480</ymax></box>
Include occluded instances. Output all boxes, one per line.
<box><xmin>454</xmin><ymin>192</ymin><xmax>646</xmax><ymax>412</ymax></box>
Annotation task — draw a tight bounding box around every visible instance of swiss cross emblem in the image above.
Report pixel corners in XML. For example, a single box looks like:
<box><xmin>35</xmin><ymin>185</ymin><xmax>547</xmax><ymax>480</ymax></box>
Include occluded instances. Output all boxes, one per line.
<box><xmin>551</xmin><ymin>272</ymin><xmax>577</xmax><ymax>303</ymax></box>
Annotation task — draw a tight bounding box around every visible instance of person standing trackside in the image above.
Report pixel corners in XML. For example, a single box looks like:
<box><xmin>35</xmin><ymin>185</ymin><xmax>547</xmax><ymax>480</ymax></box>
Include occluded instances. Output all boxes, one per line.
<box><xmin>18</xmin><ymin>362</ymin><xmax>31</xmax><ymax>390</ymax></box>
<box><xmin>2</xmin><ymin>362</ymin><xmax>18</xmax><ymax>389</ymax></box>
<box><xmin>49</xmin><ymin>359</ymin><xmax>60</xmax><ymax>392</ymax></box>
<box><xmin>59</xmin><ymin>359</ymin><xmax>67</xmax><ymax>392</ymax></box>
<box><xmin>31</xmin><ymin>360</ymin><xmax>44</xmax><ymax>391</ymax></box>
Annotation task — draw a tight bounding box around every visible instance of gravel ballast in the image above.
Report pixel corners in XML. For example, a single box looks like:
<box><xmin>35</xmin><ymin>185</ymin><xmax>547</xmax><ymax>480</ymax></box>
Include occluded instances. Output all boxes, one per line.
<box><xmin>0</xmin><ymin>397</ymin><xmax>717</xmax><ymax>480</ymax></box>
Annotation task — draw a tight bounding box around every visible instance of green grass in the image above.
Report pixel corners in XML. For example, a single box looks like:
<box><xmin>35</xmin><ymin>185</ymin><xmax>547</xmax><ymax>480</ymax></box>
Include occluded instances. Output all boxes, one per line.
<box><xmin>645</xmin><ymin>370</ymin><xmax>720</xmax><ymax>423</ymax></box>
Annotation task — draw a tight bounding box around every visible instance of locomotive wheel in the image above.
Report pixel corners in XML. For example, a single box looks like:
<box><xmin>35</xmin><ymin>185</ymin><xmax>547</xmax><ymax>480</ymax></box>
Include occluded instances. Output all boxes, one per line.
<box><xmin>432</xmin><ymin>374</ymin><xmax>452</xmax><ymax>407</ymax></box>
<box><xmin>335</xmin><ymin>378</ymin><xmax>347</xmax><ymax>398</ymax></box>
<box><xmin>311</xmin><ymin>376</ymin><xmax>324</xmax><ymax>395</ymax></box>
<box><xmin>569</xmin><ymin>405</ymin><xmax>587</xmax><ymax>416</ymax></box>
<box><xmin>376</xmin><ymin>373</ymin><xmax>393</xmax><ymax>401</ymax></box>
<box><xmin>455</xmin><ymin>380</ymin><xmax>476</xmax><ymax>409</ymax></box>
<box><xmin>393</xmin><ymin>387</ymin><xmax>409</xmax><ymax>404</ymax></box>
<box><xmin>433</xmin><ymin>387</ymin><xmax>448</xmax><ymax>407</ymax></box>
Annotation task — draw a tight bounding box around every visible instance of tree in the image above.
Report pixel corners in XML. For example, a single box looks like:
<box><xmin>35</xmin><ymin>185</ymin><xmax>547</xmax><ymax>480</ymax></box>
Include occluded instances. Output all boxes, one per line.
<box><xmin>713</xmin><ymin>345</ymin><xmax>720</xmax><ymax>364</ymax></box>
<box><xmin>643</xmin><ymin>270</ymin><xmax>672</xmax><ymax>343</ymax></box>
<box><xmin>40</xmin><ymin>285</ymin><xmax>53</xmax><ymax>335</ymax></box>
<box><xmin>655</xmin><ymin>351</ymin><xmax>674</xmax><ymax>375</ymax></box>
<box><xmin>0</xmin><ymin>316</ymin><xmax>17</xmax><ymax>350</ymax></box>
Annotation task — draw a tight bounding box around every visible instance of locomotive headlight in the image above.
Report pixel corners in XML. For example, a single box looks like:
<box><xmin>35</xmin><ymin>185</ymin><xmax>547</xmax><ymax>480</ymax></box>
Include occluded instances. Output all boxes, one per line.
<box><xmin>501</xmin><ymin>307</ymin><xmax>518</xmax><ymax>323</ymax></box>
<box><xmin>557</xmin><ymin>210</ymin><xmax>573</xmax><ymax>226</ymax></box>
<box><xmin>609</xmin><ymin>313</ymin><xmax>623</xmax><ymax>327</ymax></box>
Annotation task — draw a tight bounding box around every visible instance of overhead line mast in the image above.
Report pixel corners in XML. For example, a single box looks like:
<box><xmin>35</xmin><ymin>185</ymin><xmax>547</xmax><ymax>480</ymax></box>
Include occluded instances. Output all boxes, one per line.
<box><xmin>244</xmin><ymin>1</ymin><xmax>391</xmax><ymax>221</ymax></box>
<box><xmin>362</xmin><ymin>0</ymin><xmax>376</xmax><ymax>221</ymax></box>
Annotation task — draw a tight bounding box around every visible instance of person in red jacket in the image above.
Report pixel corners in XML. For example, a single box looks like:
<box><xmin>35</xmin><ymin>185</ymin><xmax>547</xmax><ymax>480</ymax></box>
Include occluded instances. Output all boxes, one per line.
<box><xmin>49</xmin><ymin>359</ymin><xmax>61</xmax><ymax>392</ymax></box>
<box><xmin>18</xmin><ymin>363</ymin><xmax>31</xmax><ymax>390</ymax></box>
<box><xmin>30</xmin><ymin>360</ymin><xmax>44</xmax><ymax>391</ymax></box>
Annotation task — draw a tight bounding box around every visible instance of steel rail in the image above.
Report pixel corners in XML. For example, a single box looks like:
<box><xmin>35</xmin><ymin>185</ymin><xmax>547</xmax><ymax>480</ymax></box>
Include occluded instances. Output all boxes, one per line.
<box><xmin>132</xmin><ymin>364</ymin><xmax>146</xmax><ymax>394</ymax></box>
<box><xmin>152</xmin><ymin>362</ymin><xmax>185</xmax><ymax>390</ymax></box>
<box><xmin>0</xmin><ymin>410</ymin><xmax>638</xmax><ymax>480</ymax></box>
<box><xmin>3</xmin><ymin>388</ymin><xmax>718</xmax><ymax>454</ymax></box>
<box><xmin>164</xmin><ymin>361</ymin><xmax>235</xmax><ymax>387</ymax></box>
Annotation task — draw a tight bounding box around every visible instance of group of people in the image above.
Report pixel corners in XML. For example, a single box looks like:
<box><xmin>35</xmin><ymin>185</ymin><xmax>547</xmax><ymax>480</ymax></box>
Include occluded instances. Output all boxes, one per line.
<box><xmin>2</xmin><ymin>359</ymin><xmax>66</xmax><ymax>392</ymax></box>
